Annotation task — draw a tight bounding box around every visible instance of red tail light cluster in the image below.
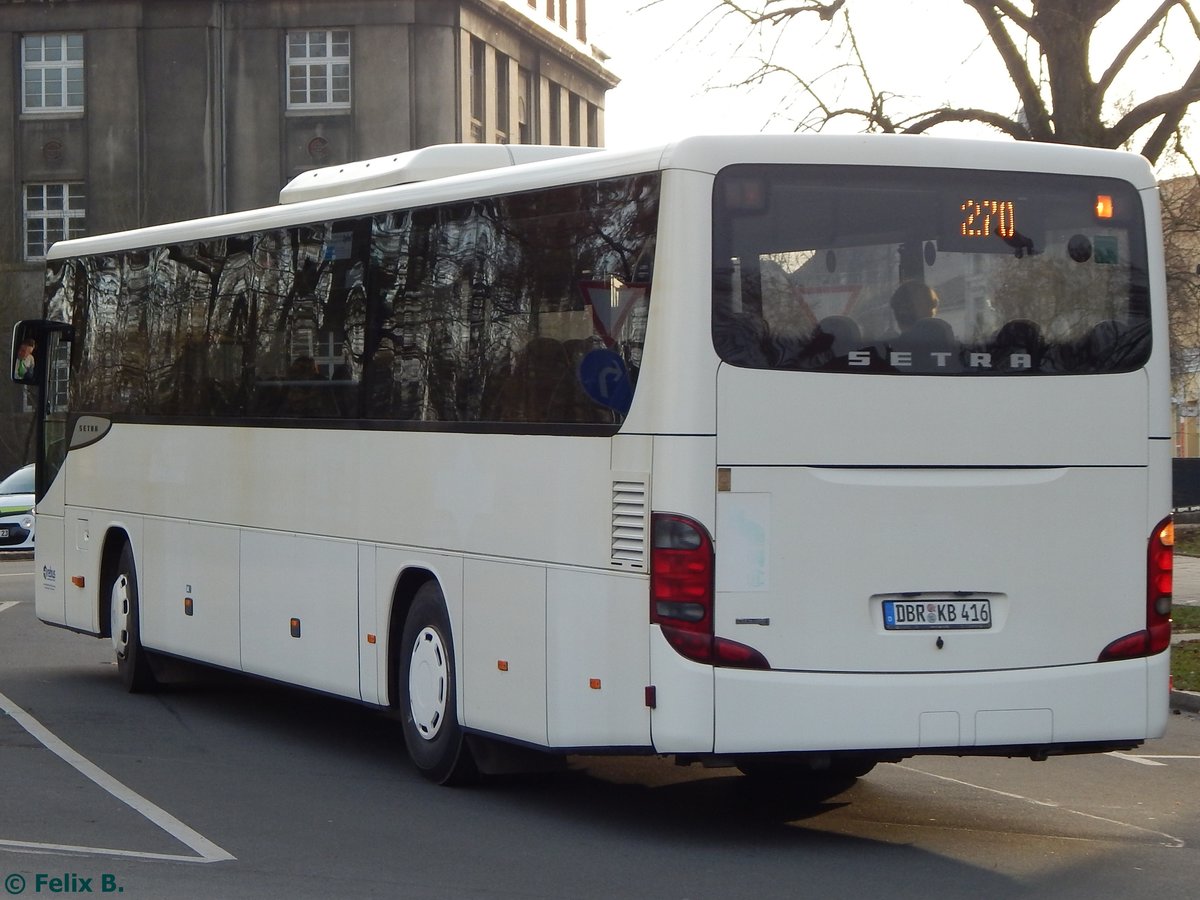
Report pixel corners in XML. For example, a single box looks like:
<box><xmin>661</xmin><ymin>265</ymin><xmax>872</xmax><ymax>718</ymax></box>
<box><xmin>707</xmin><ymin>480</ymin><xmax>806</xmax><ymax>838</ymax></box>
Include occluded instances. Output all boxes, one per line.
<box><xmin>650</xmin><ymin>513</ymin><xmax>769</xmax><ymax>669</ymax></box>
<box><xmin>1099</xmin><ymin>516</ymin><xmax>1173</xmax><ymax>662</ymax></box>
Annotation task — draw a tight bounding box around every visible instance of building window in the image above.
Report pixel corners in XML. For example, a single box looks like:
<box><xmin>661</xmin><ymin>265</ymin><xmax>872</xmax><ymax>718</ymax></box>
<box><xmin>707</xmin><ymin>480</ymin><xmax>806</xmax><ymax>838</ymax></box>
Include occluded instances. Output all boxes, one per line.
<box><xmin>469</xmin><ymin>37</ymin><xmax>486</xmax><ymax>143</ymax></box>
<box><xmin>22</xmin><ymin>34</ymin><xmax>84</xmax><ymax>113</ymax></box>
<box><xmin>549</xmin><ymin>83</ymin><xmax>562</xmax><ymax>146</ymax></box>
<box><xmin>586</xmin><ymin>102</ymin><xmax>599</xmax><ymax>147</ymax></box>
<box><xmin>495</xmin><ymin>53</ymin><xmax>510</xmax><ymax>144</ymax></box>
<box><xmin>287</xmin><ymin>30</ymin><xmax>351</xmax><ymax>110</ymax></box>
<box><xmin>24</xmin><ymin>183</ymin><xmax>86</xmax><ymax>261</ymax></box>
<box><xmin>568</xmin><ymin>92</ymin><xmax>581</xmax><ymax>146</ymax></box>
<box><xmin>517</xmin><ymin>68</ymin><xmax>533</xmax><ymax>144</ymax></box>
<box><xmin>575</xmin><ymin>0</ymin><xmax>587</xmax><ymax>42</ymax></box>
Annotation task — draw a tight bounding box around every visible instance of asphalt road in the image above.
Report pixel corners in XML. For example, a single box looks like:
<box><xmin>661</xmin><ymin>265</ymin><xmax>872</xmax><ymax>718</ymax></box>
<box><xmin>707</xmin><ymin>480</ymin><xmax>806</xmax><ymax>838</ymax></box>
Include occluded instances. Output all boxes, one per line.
<box><xmin>2</xmin><ymin>552</ymin><xmax>1199</xmax><ymax>900</ymax></box>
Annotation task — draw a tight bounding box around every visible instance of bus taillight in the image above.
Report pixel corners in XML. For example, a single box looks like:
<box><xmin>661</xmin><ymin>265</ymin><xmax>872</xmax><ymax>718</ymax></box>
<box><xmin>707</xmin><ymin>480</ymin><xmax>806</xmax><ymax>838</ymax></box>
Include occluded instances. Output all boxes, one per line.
<box><xmin>1148</xmin><ymin>517</ymin><xmax>1174</xmax><ymax>653</ymax></box>
<box><xmin>1099</xmin><ymin>516</ymin><xmax>1173</xmax><ymax>661</ymax></box>
<box><xmin>650</xmin><ymin>513</ymin><xmax>769</xmax><ymax>670</ymax></box>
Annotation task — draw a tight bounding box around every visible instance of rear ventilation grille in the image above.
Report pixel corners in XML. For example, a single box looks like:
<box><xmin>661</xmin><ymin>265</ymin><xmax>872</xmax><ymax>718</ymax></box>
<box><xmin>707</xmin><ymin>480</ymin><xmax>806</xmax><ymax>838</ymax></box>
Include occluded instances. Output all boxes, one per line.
<box><xmin>611</xmin><ymin>479</ymin><xmax>647</xmax><ymax>569</ymax></box>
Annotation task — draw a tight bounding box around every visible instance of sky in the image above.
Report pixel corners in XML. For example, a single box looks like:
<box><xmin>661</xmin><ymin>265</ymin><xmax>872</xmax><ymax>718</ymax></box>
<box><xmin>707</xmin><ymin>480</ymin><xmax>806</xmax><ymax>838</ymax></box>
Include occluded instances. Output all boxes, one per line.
<box><xmin>585</xmin><ymin>0</ymin><xmax>1197</xmax><ymax>176</ymax></box>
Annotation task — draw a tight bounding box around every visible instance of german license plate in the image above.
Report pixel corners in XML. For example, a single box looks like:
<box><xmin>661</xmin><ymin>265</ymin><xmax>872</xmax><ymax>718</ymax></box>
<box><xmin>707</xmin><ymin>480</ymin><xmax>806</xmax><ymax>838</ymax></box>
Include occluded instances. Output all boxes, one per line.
<box><xmin>883</xmin><ymin>598</ymin><xmax>992</xmax><ymax>630</ymax></box>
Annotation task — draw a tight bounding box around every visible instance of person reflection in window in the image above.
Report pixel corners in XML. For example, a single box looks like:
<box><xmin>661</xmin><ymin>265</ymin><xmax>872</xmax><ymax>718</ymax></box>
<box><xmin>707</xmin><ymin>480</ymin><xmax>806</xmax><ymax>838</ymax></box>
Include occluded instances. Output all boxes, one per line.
<box><xmin>889</xmin><ymin>281</ymin><xmax>939</xmax><ymax>333</ymax></box>
<box><xmin>14</xmin><ymin>339</ymin><xmax>36</xmax><ymax>382</ymax></box>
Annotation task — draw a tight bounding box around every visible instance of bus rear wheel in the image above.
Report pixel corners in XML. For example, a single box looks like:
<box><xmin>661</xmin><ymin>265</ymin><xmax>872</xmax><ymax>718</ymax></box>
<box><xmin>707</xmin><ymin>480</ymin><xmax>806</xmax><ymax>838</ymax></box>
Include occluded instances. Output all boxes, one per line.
<box><xmin>737</xmin><ymin>755</ymin><xmax>877</xmax><ymax>785</ymax></box>
<box><xmin>108</xmin><ymin>542</ymin><xmax>158</xmax><ymax>693</ymax></box>
<box><xmin>398</xmin><ymin>582</ymin><xmax>477</xmax><ymax>785</ymax></box>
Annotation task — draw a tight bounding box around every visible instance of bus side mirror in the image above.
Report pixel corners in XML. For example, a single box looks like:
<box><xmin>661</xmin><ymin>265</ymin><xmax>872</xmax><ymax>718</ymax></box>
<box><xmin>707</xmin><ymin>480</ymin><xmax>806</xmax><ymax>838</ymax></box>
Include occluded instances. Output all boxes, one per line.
<box><xmin>11</xmin><ymin>319</ymin><xmax>72</xmax><ymax>386</ymax></box>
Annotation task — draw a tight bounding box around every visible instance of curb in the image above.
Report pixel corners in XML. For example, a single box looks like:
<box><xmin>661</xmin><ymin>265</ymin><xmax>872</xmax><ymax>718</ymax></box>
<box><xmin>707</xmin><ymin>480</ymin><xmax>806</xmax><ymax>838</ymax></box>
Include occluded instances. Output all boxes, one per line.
<box><xmin>1171</xmin><ymin>690</ymin><xmax>1200</xmax><ymax>713</ymax></box>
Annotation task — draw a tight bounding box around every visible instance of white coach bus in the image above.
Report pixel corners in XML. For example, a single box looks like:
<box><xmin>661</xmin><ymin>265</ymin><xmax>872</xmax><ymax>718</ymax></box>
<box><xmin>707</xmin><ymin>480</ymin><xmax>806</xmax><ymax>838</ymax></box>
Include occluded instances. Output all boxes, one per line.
<box><xmin>12</xmin><ymin>135</ymin><xmax>1172</xmax><ymax>784</ymax></box>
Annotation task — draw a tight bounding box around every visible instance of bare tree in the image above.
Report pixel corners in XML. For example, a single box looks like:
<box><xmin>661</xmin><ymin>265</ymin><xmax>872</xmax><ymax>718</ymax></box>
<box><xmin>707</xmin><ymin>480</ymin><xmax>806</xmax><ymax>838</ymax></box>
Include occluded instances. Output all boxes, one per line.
<box><xmin>1163</xmin><ymin>175</ymin><xmax>1200</xmax><ymax>393</ymax></box>
<box><xmin>653</xmin><ymin>0</ymin><xmax>1200</xmax><ymax>394</ymax></box>
<box><xmin>674</xmin><ymin>0</ymin><xmax>1199</xmax><ymax>165</ymax></box>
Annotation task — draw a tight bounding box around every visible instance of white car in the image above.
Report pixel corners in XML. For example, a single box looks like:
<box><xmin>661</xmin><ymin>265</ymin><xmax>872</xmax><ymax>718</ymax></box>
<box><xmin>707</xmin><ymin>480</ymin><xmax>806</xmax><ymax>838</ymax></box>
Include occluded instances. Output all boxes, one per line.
<box><xmin>0</xmin><ymin>464</ymin><xmax>34</xmax><ymax>551</ymax></box>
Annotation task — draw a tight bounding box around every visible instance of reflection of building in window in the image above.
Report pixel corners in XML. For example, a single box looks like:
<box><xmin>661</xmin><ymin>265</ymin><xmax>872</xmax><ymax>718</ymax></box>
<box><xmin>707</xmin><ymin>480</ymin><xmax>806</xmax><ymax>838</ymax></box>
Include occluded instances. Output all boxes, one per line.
<box><xmin>54</xmin><ymin>172</ymin><xmax>658</xmax><ymax>426</ymax></box>
<box><xmin>22</xmin><ymin>34</ymin><xmax>84</xmax><ymax>113</ymax></box>
<box><xmin>311</xmin><ymin>332</ymin><xmax>349</xmax><ymax>380</ymax></box>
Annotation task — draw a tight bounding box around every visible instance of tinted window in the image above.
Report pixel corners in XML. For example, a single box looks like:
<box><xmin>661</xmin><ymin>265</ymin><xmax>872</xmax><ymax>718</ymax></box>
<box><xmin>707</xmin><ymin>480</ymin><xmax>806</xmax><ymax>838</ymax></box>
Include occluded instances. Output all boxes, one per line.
<box><xmin>49</xmin><ymin>174</ymin><xmax>658</xmax><ymax>428</ymax></box>
<box><xmin>712</xmin><ymin>165</ymin><xmax>1150</xmax><ymax>375</ymax></box>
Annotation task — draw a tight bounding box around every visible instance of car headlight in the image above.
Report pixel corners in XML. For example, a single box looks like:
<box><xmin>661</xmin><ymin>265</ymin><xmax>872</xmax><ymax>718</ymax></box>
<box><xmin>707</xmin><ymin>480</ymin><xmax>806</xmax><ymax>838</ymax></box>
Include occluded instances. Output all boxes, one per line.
<box><xmin>20</xmin><ymin>514</ymin><xmax>34</xmax><ymax>530</ymax></box>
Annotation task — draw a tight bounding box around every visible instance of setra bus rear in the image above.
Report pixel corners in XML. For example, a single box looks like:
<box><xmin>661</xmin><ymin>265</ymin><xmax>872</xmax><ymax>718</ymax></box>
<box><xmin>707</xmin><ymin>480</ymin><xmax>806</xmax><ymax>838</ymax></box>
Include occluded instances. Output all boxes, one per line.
<box><xmin>645</xmin><ymin>136</ymin><xmax>1171</xmax><ymax>769</ymax></box>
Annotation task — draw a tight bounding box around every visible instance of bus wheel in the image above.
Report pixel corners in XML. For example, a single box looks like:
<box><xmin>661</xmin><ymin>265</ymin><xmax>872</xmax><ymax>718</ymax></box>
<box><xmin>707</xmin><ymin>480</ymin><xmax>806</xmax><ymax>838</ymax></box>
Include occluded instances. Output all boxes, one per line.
<box><xmin>398</xmin><ymin>582</ymin><xmax>477</xmax><ymax>785</ymax></box>
<box><xmin>828</xmin><ymin>758</ymin><xmax>877</xmax><ymax>779</ymax></box>
<box><xmin>108</xmin><ymin>542</ymin><xmax>158</xmax><ymax>693</ymax></box>
<box><xmin>737</xmin><ymin>756</ymin><xmax>876</xmax><ymax>786</ymax></box>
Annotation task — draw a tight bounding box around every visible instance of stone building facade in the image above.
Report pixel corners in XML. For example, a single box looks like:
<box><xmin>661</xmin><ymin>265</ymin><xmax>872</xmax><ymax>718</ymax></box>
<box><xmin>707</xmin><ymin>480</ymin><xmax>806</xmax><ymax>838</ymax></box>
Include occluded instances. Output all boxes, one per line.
<box><xmin>0</xmin><ymin>0</ymin><xmax>616</xmax><ymax>474</ymax></box>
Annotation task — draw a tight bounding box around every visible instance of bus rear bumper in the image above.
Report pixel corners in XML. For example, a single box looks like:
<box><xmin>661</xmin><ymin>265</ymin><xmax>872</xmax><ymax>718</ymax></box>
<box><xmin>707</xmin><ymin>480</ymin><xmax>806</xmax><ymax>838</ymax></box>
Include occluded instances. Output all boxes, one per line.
<box><xmin>705</xmin><ymin>654</ymin><xmax>1170</xmax><ymax>757</ymax></box>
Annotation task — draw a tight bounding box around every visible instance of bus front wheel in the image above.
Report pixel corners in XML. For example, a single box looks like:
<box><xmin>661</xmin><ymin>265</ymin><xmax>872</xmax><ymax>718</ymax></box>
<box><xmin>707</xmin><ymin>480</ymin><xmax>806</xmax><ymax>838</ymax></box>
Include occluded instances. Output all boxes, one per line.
<box><xmin>108</xmin><ymin>542</ymin><xmax>157</xmax><ymax>693</ymax></box>
<box><xmin>398</xmin><ymin>582</ymin><xmax>477</xmax><ymax>785</ymax></box>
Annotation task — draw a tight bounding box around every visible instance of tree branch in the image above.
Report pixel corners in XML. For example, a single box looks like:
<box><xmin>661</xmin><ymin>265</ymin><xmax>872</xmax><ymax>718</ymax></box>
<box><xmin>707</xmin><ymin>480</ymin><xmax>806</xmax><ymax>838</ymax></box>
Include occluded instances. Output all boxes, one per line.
<box><xmin>899</xmin><ymin>107</ymin><xmax>1033</xmax><ymax>140</ymax></box>
<box><xmin>974</xmin><ymin>0</ymin><xmax>1039</xmax><ymax>36</ymax></box>
<box><xmin>961</xmin><ymin>0</ymin><xmax>1054</xmax><ymax>139</ymax></box>
<box><xmin>716</xmin><ymin>0</ymin><xmax>846</xmax><ymax>26</ymax></box>
<box><xmin>1104</xmin><ymin>57</ymin><xmax>1200</xmax><ymax>161</ymax></box>
<box><xmin>1097</xmin><ymin>0</ymin><xmax>1179</xmax><ymax>95</ymax></box>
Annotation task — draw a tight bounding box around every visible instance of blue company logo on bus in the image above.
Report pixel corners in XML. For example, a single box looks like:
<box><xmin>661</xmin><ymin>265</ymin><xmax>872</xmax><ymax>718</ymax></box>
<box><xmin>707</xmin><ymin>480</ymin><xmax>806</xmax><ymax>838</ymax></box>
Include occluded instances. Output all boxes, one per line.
<box><xmin>849</xmin><ymin>350</ymin><xmax>1034</xmax><ymax>370</ymax></box>
<box><xmin>42</xmin><ymin>565</ymin><xmax>58</xmax><ymax>591</ymax></box>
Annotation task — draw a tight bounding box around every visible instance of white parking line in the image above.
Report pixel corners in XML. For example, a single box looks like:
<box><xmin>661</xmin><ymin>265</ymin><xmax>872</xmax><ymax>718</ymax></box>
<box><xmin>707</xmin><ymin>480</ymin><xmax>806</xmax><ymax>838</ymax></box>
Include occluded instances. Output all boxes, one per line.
<box><xmin>0</xmin><ymin>689</ymin><xmax>235</xmax><ymax>863</ymax></box>
<box><xmin>900</xmin><ymin>765</ymin><xmax>1186</xmax><ymax>849</ymax></box>
<box><xmin>0</xmin><ymin>602</ymin><xmax>17</xmax><ymax>615</ymax></box>
<box><xmin>1108</xmin><ymin>752</ymin><xmax>1168</xmax><ymax>766</ymax></box>
<box><xmin>0</xmin><ymin>839</ymin><xmax>223</xmax><ymax>864</ymax></box>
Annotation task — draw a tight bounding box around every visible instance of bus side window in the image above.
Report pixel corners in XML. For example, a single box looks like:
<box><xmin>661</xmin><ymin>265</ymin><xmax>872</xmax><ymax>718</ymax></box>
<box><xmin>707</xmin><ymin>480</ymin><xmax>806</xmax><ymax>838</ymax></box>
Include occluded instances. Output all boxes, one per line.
<box><xmin>497</xmin><ymin>337</ymin><xmax>571</xmax><ymax>423</ymax></box>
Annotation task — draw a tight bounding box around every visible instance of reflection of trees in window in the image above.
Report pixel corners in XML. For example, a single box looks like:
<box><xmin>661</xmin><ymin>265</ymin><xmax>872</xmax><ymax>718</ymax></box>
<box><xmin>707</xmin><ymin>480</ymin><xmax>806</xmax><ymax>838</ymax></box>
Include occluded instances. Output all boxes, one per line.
<box><xmin>54</xmin><ymin>173</ymin><xmax>660</xmax><ymax>427</ymax></box>
<box><xmin>988</xmin><ymin>252</ymin><xmax>1135</xmax><ymax>340</ymax></box>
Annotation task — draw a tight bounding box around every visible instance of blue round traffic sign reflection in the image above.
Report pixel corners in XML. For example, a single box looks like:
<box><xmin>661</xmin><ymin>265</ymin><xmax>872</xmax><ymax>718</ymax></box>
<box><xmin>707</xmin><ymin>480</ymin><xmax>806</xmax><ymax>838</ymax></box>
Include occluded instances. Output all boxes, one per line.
<box><xmin>578</xmin><ymin>349</ymin><xmax>633</xmax><ymax>416</ymax></box>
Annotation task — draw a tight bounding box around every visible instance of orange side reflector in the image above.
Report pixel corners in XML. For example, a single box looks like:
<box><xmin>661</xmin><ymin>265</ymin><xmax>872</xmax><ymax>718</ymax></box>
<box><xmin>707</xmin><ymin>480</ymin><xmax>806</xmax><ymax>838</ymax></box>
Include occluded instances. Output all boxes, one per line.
<box><xmin>366</xmin><ymin>633</ymin><xmax>377</xmax><ymax>644</ymax></box>
<box><xmin>589</xmin><ymin>678</ymin><xmax>602</xmax><ymax>690</ymax></box>
<box><xmin>497</xmin><ymin>660</ymin><xmax>509</xmax><ymax>672</ymax></box>
<box><xmin>71</xmin><ymin>576</ymin><xmax>85</xmax><ymax>588</ymax></box>
<box><xmin>1095</xmin><ymin>195</ymin><xmax>1113</xmax><ymax>219</ymax></box>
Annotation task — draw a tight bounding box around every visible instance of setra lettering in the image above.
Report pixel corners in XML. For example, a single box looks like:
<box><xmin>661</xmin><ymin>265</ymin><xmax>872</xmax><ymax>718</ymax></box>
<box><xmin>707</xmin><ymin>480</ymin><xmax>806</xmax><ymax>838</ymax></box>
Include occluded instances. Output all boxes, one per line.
<box><xmin>844</xmin><ymin>350</ymin><xmax>1037</xmax><ymax>370</ymax></box>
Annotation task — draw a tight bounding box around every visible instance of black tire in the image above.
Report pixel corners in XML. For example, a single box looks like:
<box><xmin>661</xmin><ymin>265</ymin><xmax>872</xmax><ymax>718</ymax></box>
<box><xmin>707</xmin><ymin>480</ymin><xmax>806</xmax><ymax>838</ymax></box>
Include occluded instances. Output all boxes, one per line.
<box><xmin>108</xmin><ymin>542</ymin><xmax>158</xmax><ymax>693</ymax></box>
<box><xmin>398</xmin><ymin>581</ymin><xmax>476</xmax><ymax>785</ymax></box>
<box><xmin>737</xmin><ymin>756</ymin><xmax>876</xmax><ymax>785</ymax></box>
<box><xmin>827</xmin><ymin>758</ymin><xmax>877</xmax><ymax>780</ymax></box>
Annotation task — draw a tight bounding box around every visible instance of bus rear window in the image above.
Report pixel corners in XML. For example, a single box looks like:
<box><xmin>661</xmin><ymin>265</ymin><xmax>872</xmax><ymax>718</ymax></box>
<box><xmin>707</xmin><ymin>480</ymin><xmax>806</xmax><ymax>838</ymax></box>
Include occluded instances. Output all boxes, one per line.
<box><xmin>712</xmin><ymin>164</ymin><xmax>1151</xmax><ymax>375</ymax></box>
